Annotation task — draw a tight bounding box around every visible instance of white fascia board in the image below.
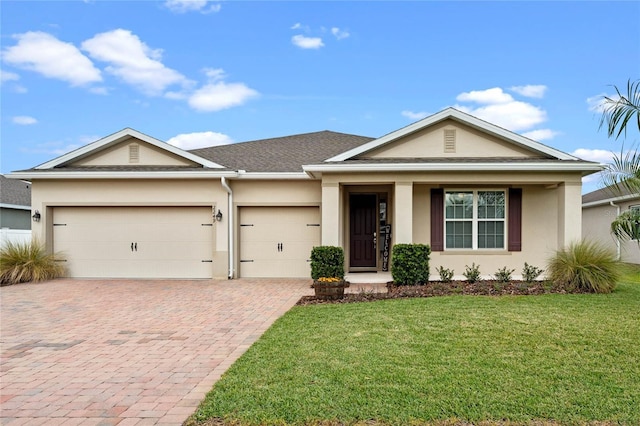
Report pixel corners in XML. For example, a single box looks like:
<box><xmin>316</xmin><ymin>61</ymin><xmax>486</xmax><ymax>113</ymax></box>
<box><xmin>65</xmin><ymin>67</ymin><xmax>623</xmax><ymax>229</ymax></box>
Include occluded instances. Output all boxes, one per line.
<box><xmin>8</xmin><ymin>170</ymin><xmax>238</xmax><ymax>180</ymax></box>
<box><xmin>303</xmin><ymin>162</ymin><xmax>604</xmax><ymax>174</ymax></box>
<box><xmin>582</xmin><ymin>193</ymin><xmax>640</xmax><ymax>208</ymax></box>
<box><xmin>234</xmin><ymin>172</ymin><xmax>312</xmax><ymax>180</ymax></box>
<box><xmin>35</xmin><ymin>128</ymin><xmax>225</xmax><ymax>170</ymax></box>
<box><xmin>0</xmin><ymin>203</ymin><xmax>31</xmax><ymax>210</ymax></box>
<box><xmin>326</xmin><ymin>108</ymin><xmax>577</xmax><ymax>162</ymax></box>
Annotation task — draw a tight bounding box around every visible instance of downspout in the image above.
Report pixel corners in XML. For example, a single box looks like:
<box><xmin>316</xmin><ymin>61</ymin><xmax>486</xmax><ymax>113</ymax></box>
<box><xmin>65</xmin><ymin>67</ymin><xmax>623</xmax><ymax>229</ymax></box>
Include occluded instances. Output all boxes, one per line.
<box><xmin>221</xmin><ymin>177</ymin><xmax>234</xmax><ymax>279</ymax></box>
<box><xmin>610</xmin><ymin>201</ymin><xmax>621</xmax><ymax>260</ymax></box>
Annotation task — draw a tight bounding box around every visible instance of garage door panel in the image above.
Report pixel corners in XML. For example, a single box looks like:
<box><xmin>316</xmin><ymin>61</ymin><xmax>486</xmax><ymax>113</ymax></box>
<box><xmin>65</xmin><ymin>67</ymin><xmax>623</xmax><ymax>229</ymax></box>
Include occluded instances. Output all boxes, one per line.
<box><xmin>239</xmin><ymin>206</ymin><xmax>320</xmax><ymax>278</ymax></box>
<box><xmin>54</xmin><ymin>207</ymin><xmax>214</xmax><ymax>279</ymax></box>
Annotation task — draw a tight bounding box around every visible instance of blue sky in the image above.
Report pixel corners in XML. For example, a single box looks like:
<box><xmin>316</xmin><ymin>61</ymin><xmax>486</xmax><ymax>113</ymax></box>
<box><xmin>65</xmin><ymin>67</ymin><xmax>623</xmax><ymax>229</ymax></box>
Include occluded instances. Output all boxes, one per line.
<box><xmin>1</xmin><ymin>0</ymin><xmax>639</xmax><ymax>193</ymax></box>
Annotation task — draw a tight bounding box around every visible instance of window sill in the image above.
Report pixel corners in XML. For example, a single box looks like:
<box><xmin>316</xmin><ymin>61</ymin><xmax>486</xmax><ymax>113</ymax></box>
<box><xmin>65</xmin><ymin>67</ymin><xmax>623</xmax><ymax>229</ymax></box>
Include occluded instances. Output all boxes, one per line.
<box><xmin>439</xmin><ymin>250</ymin><xmax>511</xmax><ymax>256</ymax></box>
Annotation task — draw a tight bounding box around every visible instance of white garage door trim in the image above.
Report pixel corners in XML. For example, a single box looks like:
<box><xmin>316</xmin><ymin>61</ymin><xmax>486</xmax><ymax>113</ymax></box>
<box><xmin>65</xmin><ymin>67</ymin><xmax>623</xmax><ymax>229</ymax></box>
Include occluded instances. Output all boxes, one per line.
<box><xmin>53</xmin><ymin>206</ymin><xmax>215</xmax><ymax>279</ymax></box>
<box><xmin>239</xmin><ymin>206</ymin><xmax>320</xmax><ymax>278</ymax></box>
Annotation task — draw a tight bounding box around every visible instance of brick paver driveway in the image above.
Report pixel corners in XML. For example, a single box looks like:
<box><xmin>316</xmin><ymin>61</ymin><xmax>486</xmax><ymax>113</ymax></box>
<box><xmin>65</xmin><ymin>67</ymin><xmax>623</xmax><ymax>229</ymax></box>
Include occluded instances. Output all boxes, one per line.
<box><xmin>1</xmin><ymin>279</ymin><xmax>311</xmax><ymax>425</ymax></box>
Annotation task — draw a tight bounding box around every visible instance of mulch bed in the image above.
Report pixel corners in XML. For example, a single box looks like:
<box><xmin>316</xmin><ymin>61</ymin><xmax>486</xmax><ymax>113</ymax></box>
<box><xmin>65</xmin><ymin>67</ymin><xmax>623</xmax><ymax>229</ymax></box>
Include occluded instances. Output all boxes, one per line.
<box><xmin>296</xmin><ymin>280</ymin><xmax>580</xmax><ymax>306</ymax></box>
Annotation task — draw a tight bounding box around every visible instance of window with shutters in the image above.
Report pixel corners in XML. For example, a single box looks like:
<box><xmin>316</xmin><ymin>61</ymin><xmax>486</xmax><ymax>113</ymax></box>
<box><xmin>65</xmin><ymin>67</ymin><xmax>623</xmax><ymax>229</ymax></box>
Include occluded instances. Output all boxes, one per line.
<box><xmin>444</xmin><ymin>190</ymin><xmax>506</xmax><ymax>250</ymax></box>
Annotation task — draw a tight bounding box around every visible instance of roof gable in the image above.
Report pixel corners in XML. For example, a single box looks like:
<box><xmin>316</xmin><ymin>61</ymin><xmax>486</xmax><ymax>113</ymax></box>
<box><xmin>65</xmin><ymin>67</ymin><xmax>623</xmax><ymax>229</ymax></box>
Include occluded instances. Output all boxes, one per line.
<box><xmin>327</xmin><ymin>108</ymin><xmax>578</xmax><ymax>162</ymax></box>
<box><xmin>36</xmin><ymin>128</ymin><xmax>224</xmax><ymax>170</ymax></box>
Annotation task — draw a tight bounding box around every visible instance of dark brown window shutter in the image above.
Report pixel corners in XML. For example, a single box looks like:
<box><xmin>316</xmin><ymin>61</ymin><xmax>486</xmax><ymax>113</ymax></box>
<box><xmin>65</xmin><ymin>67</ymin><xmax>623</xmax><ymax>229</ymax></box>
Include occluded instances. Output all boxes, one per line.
<box><xmin>508</xmin><ymin>188</ymin><xmax>522</xmax><ymax>252</ymax></box>
<box><xmin>431</xmin><ymin>188</ymin><xmax>444</xmax><ymax>251</ymax></box>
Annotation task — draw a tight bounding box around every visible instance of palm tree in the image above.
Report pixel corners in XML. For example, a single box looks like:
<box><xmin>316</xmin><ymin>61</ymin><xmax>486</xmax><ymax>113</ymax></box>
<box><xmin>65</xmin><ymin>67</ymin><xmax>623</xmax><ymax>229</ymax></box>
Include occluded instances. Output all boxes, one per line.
<box><xmin>598</xmin><ymin>79</ymin><xmax>640</xmax><ymax>194</ymax></box>
<box><xmin>610</xmin><ymin>209</ymin><xmax>640</xmax><ymax>250</ymax></box>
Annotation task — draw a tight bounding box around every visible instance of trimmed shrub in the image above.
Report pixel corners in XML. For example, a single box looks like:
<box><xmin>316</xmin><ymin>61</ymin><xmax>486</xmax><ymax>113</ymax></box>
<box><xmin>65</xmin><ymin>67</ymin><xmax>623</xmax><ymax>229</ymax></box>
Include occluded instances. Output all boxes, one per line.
<box><xmin>310</xmin><ymin>246</ymin><xmax>344</xmax><ymax>280</ymax></box>
<box><xmin>463</xmin><ymin>263</ymin><xmax>482</xmax><ymax>283</ymax></box>
<box><xmin>0</xmin><ymin>239</ymin><xmax>65</xmax><ymax>285</ymax></box>
<box><xmin>494</xmin><ymin>266</ymin><xmax>515</xmax><ymax>283</ymax></box>
<box><xmin>547</xmin><ymin>240</ymin><xmax>621</xmax><ymax>293</ymax></box>
<box><xmin>391</xmin><ymin>244</ymin><xmax>430</xmax><ymax>285</ymax></box>
<box><xmin>436</xmin><ymin>266</ymin><xmax>454</xmax><ymax>283</ymax></box>
<box><xmin>522</xmin><ymin>262</ymin><xmax>544</xmax><ymax>283</ymax></box>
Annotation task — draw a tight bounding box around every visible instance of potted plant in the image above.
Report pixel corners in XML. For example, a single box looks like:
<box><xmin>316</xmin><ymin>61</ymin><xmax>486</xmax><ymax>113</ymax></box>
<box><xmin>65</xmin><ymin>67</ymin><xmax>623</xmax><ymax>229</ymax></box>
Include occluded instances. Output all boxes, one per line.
<box><xmin>310</xmin><ymin>246</ymin><xmax>348</xmax><ymax>300</ymax></box>
<box><xmin>311</xmin><ymin>276</ymin><xmax>349</xmax><ymax>300</ymax></box>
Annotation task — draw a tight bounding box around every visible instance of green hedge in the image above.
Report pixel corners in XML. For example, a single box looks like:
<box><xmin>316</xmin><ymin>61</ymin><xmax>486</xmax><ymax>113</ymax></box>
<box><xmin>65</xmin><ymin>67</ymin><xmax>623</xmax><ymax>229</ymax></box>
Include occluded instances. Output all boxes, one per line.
<box><xmin>310</xmin><ymin>246</ymin><xmax>345</xmax><ymax>280</ymax></box>
<box><xmin>391</xmin><ymin>244</ymin><xmax>430</xmax><ymax>285</ymax></box>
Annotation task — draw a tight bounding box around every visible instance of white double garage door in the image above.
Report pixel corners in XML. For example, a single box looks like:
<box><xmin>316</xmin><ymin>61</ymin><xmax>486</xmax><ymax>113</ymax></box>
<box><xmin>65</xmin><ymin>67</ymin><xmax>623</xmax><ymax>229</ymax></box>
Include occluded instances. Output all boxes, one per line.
<box><xmin>53</xmin><ymin>206</ymin><xmax>320</xmax><ymax>279</ymax></box>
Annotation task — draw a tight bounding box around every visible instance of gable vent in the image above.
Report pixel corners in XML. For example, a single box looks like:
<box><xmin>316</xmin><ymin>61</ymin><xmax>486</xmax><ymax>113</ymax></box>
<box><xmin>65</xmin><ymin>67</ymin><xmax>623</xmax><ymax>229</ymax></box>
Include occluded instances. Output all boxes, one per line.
<box><xmin>444</xmin><ymin>129</ymin><xmax>456</xmax><ymax>153</ymax></box>
<box><xmin>129</xmin><ymin>144</ymin><xmax>140</xmax><ymax>163</ymax></box>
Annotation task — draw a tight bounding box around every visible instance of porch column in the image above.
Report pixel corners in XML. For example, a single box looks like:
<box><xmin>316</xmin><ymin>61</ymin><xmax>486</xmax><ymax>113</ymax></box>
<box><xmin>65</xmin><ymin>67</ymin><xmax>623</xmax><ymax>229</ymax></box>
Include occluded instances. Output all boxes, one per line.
<box><xmin>394</xmin><ymin>181</ymin><xmax>413</xmax><ymax>243</ymax></box>
<box><xmin>321</xmin><ymin>182</ymin><xmax>340</xmax><ymax>246</ymax></box>
<box><xmin>557</xmin><ymin>181</ymin><xmax>582</xmax><ymax>248</ymax></box>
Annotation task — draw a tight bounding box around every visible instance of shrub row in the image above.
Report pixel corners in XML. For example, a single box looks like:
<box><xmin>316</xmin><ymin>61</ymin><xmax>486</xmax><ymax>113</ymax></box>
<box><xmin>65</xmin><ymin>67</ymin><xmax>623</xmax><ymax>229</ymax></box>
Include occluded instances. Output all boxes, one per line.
<box><xmin>311</xmin><ymin>240</ymin><xmax>621</xmax><ymax>294</ymax></box>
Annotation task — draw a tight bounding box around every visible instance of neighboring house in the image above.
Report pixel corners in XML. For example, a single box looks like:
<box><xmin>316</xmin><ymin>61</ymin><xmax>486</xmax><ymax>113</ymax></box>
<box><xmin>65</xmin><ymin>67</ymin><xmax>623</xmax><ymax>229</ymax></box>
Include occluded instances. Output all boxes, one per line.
<box><xmin>582</xmin><ymin>185</ymin><xmax>640</xmax><ymax>264</ymax></box>
<box><xmin>0</xmin><ymin>174</ymin><xmax>32</xmax><ymax>246</ymax></box>
<box><xmin>8</xmin><ymin>108</ymin><xmax>601</xmax><ymax>279</ymax></box>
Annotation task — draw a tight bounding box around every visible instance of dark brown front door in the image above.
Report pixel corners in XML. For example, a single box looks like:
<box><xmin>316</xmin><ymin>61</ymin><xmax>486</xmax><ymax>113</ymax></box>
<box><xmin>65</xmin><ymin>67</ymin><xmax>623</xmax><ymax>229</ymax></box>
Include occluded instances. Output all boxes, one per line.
<box><xmin>349</xmin><ymin>194</ymin><xmax>377</xmax><ymax>268</ymax></box>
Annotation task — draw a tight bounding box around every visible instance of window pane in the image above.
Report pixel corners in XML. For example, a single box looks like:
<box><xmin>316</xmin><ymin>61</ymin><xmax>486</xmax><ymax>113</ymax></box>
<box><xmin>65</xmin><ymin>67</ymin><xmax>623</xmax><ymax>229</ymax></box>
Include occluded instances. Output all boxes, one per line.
<box><xmin>478</xmin><ymin>191</ymin><xmax>505</xmax><ymax>219</ymax></box>
<box><xmin>478</xmin><ymin>220</ymin><xmax>504</xmax><ymax>249</ymax></box>
<box><xmin>446</xmin><ymin>220</ymin><xmax>472</xmax><ymax>249</ymax></box>
<box><xmin>446</xmin><ymin>192</ymin><xmax>473</xmax><ymax>219</ymax></box>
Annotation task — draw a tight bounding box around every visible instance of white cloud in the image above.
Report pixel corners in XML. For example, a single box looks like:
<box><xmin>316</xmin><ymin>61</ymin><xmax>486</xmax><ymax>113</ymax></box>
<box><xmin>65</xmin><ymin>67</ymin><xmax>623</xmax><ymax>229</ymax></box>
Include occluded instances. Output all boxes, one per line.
<box><xmin>167</xmin><ymin>131</ymin><xmax>233</xmax><ymax>149</ymax></box>
<box><xmin>22</xmin><ymin>140</ymin><xmax>81</xmax><ymax>156</ymax></box>
<box><xmin>291</xmin><ymin>35</ymin><xmax>324</xmax><ymax>49</ymax></box>
<box><xmin>165</xmin><ymin>0</ymin><xmax>220</xmax><ymax>13</ymax></box>
<box><xmin>401</xmin><ymin>110</ymin><xmax>430</xmax><ymax>120</ymax></box>
<box><xmin>82</xmin><ymin>29</ymin><xmax>188</xmax><ymax>96</ymax></box>
<box><xmin>571</xmin><ymin>148</ymin><xmax>616</xmax><ymax>163</ymax></box>
<box><xmin>12</xmin><ymin>115</ymin><xmax>38</xmax><ymax>125</ymax></box>
<box><xmin>187</xmin><ymin>68</ymin><xmax>258</xmax><ymax>112</ymax></box>
<box><xmin>456</xmin><ymin>87</ymin><xmax>513</xmax><ymax>104</ymax></box>
<box><xmin>510</xmin><ymin>85</ymin><xmax>547</xmax><ymax>98</ymax></box>
<box><xmin>1</xmin><ymin>70</ymin><xmax>20</xmax><ymax>83</ymax></box>
<box><xmin>291</xmin><ymin>23</ymin><xmax>302</xmax><ymax>30</ymax></box>
<box><xmin>2</xmin><ymin>31</ymin><xmax>102</xmax><ymax>86</ymax></box>
<box><xmin>89</xmin><ymin>86</ymin><xmax>109</xmax><ymax>95</ymax></box>
<box><xmin>189</xmin><ymin>82</ymin><xmax>258</xmax><ymax>112</ymax></box>
<box><xmin>455</xmin><ymin>101</ymin><xmax>547</xmax><ymax>132</ymax></box>
<box><xmin>521</xmin><ymin>128</ymin><xmax>559</xmax><ymax>141</ymax></box>
<box><xmin>586</xmin><ymin>93</ymin><xmax>610</xmax><ymax>112</ymax></box>
<box><xmin>331</xmin><ymin>27</ymin><xmax>350</xmax><ymax>40</ymax></box>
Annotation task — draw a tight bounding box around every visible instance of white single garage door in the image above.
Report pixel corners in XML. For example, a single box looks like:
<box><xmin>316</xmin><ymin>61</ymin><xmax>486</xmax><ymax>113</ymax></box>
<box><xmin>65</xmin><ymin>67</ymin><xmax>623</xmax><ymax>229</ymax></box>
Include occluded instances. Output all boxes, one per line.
<box><xmin>239</xmin><ymin>206</ymin><xmax>320</xmax><ymax>278</ymax></box>
<box><xmin>53</xmin><ymin>206</ymin><xmax>214</xmax><ymax>279</ymax></box>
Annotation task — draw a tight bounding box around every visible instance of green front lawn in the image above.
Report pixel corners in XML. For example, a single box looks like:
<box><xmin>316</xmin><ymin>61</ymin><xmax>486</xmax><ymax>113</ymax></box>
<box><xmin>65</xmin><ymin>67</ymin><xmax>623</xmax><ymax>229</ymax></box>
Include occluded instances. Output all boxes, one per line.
<box><xmin>189</xmin><ymin>269</ymin><xmax>640</xmax><ymax>425</ymax></box>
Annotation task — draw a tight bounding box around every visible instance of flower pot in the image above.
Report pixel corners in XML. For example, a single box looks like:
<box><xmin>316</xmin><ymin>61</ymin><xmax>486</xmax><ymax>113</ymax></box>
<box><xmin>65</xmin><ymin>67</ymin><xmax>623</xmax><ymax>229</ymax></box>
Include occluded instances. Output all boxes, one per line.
<box><xmin>312</xmin><ymin>280</ymin><xmax>349</xmax><ymax>300</ymax></box>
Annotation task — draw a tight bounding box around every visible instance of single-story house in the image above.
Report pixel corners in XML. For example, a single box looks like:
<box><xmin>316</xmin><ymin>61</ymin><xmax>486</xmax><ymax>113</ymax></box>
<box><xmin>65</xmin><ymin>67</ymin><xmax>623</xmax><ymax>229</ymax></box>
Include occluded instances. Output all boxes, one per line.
<box><xmin>582</xmin><ymin>185</ymin><xmax>640</xmax><ymax>264</ymax></box>
<box><xmin>9</xmin><ymin>108</ymin><xmax>601</xmax><ymax>279</ymax></box>
<box><xmin>0</xmin><ymin>174</ymin><xmax>32</xmax><ymax>246</ymax></box>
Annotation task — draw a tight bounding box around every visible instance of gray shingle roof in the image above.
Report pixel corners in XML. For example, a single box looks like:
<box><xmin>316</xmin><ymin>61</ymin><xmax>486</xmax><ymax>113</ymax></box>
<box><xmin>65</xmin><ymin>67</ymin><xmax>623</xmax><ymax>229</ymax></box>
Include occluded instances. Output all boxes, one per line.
<box><xmin>190</xmin><ymin>130</ymin><xmax>374</xmax><ymax>172</ymax></box>
<box><xmin>0</xmin><ymin>174</ymin><xmax>31</xmax><ymax>207</ymax></box>
<box><xmin>582</xmin><ymin>184</ymin><xmax>640</xmax><ymax>204</ymax></box>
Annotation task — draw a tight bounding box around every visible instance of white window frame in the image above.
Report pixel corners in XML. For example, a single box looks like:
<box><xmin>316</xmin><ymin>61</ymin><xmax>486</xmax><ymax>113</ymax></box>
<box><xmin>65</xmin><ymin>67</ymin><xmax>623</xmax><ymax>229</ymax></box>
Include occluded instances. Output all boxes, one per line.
<box><xmin>444</xmin><ymin>189</ymin><xmax>507</xmax><ymax>250</ymax></box>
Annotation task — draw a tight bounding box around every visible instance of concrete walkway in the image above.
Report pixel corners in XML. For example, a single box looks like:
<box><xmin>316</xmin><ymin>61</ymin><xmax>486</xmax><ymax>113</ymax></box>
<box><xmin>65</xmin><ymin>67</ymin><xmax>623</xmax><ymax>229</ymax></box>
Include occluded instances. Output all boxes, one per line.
<box><xmin>0</xmin><ymin>279</ymin><xmax>312</xmax><ymax>425</ymax></box>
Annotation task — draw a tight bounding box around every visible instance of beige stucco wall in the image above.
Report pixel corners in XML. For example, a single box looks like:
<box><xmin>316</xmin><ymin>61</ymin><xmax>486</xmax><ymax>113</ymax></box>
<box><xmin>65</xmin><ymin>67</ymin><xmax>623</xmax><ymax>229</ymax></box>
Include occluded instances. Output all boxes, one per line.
<box><xmin>31</xmin><ymin>178</ymin><xmax>229</xmax><ymax>278</ymax></box>
<box><xmin>362</xmin><ymin>120</ymin><xmax>541</xmax><ymax>159</ymax></box>
<box><xmin>583</xmin><ymin>200</ymin><xmax>640</xmax><ymax>264</ymax></box>
<box><xmin>72</xmin><ymin>138</ymin><xmax>197</xmax><ymax>167</ymax></box>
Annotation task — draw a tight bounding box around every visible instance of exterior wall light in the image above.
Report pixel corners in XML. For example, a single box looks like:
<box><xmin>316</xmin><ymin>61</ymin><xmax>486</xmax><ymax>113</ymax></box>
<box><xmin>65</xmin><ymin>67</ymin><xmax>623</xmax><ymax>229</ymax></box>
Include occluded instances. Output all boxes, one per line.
<box><xmin>32</xmin><ymin>210</ymin><xmax>41</xmax><ymax>222</ymax></box>
<box><xmin>216</xmin><ymin>209</ymin><xmax>223</xmax><ymax>222</ymax></box>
